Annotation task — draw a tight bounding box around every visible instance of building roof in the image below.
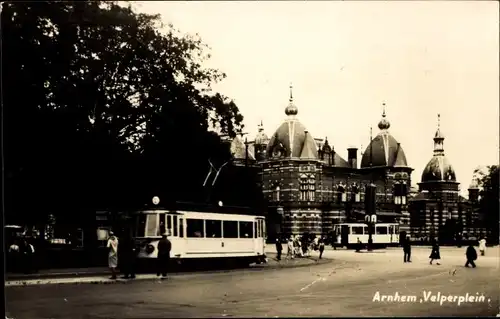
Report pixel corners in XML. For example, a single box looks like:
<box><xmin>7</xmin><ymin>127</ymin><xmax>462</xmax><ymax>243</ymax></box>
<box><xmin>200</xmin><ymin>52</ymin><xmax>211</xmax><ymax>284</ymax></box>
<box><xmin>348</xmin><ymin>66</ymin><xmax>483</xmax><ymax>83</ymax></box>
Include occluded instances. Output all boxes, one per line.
<box><xmin>360</xmin><ymin>108</ymin><xmax>408</xmax><ymax>168</ymax></box>
<box><xmin>421</xmin><ymin>114</ymin><xmax>457</xmax><ymax>183</ymax></box>
<box><xmin>266</xmin><ymin>86</ymin><xmax>318</xmax><ymax>160</ymax></box>
<box><xmin>230</xmin><ymin>136</ymin><xmax>255</xmax><ymax>161</ymax></box>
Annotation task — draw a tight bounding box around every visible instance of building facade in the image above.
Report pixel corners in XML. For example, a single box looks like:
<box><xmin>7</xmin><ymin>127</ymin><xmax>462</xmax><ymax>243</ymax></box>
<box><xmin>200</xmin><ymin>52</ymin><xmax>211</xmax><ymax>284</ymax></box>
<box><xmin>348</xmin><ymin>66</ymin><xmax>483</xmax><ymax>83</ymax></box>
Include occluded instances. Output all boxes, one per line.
<box><xmin>229</xmin><ymin>88</ymin><xmax>413</xmax><ymax>239</ymax></box>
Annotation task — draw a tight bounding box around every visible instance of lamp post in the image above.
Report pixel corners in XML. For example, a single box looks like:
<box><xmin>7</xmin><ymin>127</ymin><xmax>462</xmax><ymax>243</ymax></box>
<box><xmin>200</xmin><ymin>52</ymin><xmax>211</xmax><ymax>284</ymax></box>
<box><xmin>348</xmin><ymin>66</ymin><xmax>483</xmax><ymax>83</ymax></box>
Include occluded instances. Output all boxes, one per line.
<box><xmin>364</xmin><ymin>183</ymin><xmax>377</xmax><ymax>251</ymax></box>
<box><xmin>393</xmin><ymin>179</ymin><xmax>408</xmax><ymax>243</ymax></box>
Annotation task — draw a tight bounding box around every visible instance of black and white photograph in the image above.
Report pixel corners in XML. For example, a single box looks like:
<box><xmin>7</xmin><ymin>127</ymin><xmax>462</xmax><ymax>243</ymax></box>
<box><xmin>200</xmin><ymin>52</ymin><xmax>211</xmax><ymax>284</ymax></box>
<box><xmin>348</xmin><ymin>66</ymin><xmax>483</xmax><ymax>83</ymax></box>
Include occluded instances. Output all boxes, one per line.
<box><xmin>3</xmin><ymin>1</ymin><xmax>499</xmax><ymax>318</ymax></box>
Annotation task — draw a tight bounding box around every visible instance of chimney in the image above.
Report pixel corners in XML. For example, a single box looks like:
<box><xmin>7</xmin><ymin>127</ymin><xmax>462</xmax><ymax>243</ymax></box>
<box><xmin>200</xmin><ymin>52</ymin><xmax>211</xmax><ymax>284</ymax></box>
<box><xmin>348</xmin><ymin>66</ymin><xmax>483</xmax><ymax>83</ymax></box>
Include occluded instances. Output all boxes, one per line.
<box><xmin>347</xmin><ymin>147</ymin><xmax>358</xmax><ymax>169</ymax></box>
<box><xmin>468</xmin><ymin>188</ymin><xmax>479</xmax><ymax>202</ymax></box>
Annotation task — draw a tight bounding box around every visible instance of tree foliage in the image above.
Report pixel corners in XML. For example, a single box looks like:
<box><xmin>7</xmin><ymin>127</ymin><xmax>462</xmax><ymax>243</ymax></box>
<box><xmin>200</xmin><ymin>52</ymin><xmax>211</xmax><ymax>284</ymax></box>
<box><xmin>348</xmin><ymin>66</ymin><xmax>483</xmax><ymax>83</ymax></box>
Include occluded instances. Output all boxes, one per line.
<box><xmin>474</xmin><ymin>165</ymin><xmax>499</xmax><ymax>242</ymax></box>
<box><xmin>3</xmin><ymin>1</ymin><xmax>246</xmax><ymax>222</ymax></box>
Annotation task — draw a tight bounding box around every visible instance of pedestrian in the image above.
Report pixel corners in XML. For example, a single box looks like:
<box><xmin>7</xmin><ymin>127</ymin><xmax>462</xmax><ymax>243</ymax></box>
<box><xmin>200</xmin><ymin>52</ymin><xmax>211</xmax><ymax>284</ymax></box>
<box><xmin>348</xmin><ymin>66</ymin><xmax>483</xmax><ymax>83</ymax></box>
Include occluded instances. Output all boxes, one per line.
<box><xmin>119</xmin><ymin>232</ymin><xmax>137</xmax><ymax>279</ymax></box>
<box><xmin>403</xmin><ymin>236</ymin><xmax>412</xmax><ymax>263</ymax></box>
<box><xmin>465</xmin><ymin>244</ymin><xmax>477</xmax><ymax>268</ymax></box>
<box><xmin>479</xmin><ymin>238</ymin><xmax>486</xmax><ymax>256</ymax></box>
<box><xmin>21</xmin><ymin>239</ymin><xmax>35</xmax><ymax>274</ymax></box>
<box><xmin>355</xmin><ymin>237</ymin><xmax>362</xmax><ymax>252</ymax></box>
<box><xmin>107</xmin><ymin>231</ymin><xmax>119</xmax><ymax>279</ymax></box>
<box><xmin>157</xmin><ymin>232</ymin><xmax>171</xmax><ymax>279</ymax></box>
<box><xmin>275</xmin><ymin>238</ymin><xmax>283</xmax><ymax>261</ymax></box>
<box><xmin>286</xmin><ymin>238</ymin><xmax>294</xmax><ymax>259</ymax></box>
<box><xmin>8</xmin><ymin>240</ymin><xmax>20</xmax><ymax>272</ymax></box>
<box><xmin>318</xmin><ymin>237</ymin><xmax>325</xmax><ymax>259</ymax></box>
<box><xmin>429</xmin><ymin>239</ymin><xmax>441</xmax><ymax>265</ymax></box>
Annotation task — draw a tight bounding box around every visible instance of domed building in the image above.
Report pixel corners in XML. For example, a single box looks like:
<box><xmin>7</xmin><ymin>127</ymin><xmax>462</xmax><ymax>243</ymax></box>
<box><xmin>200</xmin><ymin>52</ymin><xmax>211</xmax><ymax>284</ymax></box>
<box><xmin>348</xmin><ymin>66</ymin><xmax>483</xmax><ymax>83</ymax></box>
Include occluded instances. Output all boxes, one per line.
<box><xmin>408</xmin><ymin>115</ymin><xmax>484</xmax><ymax>243</ymax></box>
<box><xmin>230</xmin><ymin>87</ymin><xmax>415</xmax><ymax>239</ymax></box>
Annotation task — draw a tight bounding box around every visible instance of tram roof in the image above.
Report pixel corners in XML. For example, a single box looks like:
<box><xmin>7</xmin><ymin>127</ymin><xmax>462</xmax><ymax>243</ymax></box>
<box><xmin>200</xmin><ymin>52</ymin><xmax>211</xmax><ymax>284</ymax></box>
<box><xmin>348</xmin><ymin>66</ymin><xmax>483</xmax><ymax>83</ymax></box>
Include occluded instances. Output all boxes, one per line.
<box><xmin>138</xmin><ymin>201</ymin><xmax>260</xmax><ymax>216</ymax></box>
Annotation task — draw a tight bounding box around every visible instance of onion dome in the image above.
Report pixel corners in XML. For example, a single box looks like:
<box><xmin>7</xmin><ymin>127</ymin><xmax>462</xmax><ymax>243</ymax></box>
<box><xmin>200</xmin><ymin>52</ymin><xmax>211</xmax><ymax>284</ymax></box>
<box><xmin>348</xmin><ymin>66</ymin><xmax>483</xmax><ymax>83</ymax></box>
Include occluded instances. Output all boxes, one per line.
<box><xmin>266</xmin><ymin>85</ymin><xmax>318</xmax><ymax>159</ymax></box>
<box><xmin>254</xmin><ymin>120</ymin><xmax>269</xmax><ymax>145</ymax></box>
<box><xmin>421</xmin><ymin>114</ymin><xmax>457</xmax><ymax>182</ymax></box>
<box><xmin>360</xmin><ymin>104</ymin><xmax>408</xmax><ymax>168</ymax></box>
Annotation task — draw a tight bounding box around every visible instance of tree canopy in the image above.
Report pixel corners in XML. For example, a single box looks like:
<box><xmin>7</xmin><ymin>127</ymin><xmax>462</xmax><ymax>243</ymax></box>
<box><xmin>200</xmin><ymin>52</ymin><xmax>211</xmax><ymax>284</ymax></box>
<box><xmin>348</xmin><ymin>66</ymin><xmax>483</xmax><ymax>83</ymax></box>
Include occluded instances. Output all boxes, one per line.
<box><xmin>474</xmin><ymin>165</ymin><xmax>499</xmax><ymax>243</ymax></box>
<box><xmin>3</xmin><ymin>1</ymin><xmax>249</xmax><ymax>223</ymax></box>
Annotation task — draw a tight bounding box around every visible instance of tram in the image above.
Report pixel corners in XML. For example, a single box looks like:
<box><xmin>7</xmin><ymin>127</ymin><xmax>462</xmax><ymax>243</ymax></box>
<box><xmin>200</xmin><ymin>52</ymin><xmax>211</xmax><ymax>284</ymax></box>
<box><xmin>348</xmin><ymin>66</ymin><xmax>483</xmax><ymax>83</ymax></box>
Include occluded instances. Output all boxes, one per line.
<box><xmin>332</xmin><ymin>223</ymin><xmax>400</xmax><ymax>249</ymax></box>
<box><xmin>133</xmin><ymin>206</ymin><xmax>267</xmax><ymax>267</ymax></box>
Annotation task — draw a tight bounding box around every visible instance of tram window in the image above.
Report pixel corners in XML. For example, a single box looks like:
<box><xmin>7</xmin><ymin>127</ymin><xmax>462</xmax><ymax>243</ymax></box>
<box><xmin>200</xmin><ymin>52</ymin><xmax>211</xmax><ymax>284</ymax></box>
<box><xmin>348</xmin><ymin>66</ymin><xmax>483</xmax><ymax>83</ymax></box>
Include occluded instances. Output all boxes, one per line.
<box><xmin>223</xmin><ymin>221</ymin><xmax>238</xmax><ymax>238</ymax></box>
<box><xmin>179</xmin><ymin>218</ymin><xmax>184</xmax><ymax>238</ymax></box>
<box><xmin>206</xmin><ymin>220</ymin><xmax>222</xmax><ymax>238</ymax></box>
<box><xmin>173</xmin><ymin>216</ymin><xmax>178</xmax><ymax>237</ymax></box>
<box><xmin>186</xmin><ymin>219</ymin><xmax>204</xmax><ymax>238</ymax></box>
<box><xmin>254</xmin><ymin>222</ymin><xmax>257</xmax><ymax>238</ymax></box>
<box><xmin>239</xmin><ymin>221</ymin><xmax>253</xmax><ymax>238</ymax></box>
<box><xmin>389</xmin><ymin>226</ymin><xmax>394</xmax><ymax>234</ymax></box>
<box><xmin>167</xmin><ymin>215</ymin><xmax>172</xmax><ymax>235</ymax></box>
<box><xmin>376</xmin><ymin>226</ymin><xmax>388</xmax><ymax>235</ymax></box>
<box><xmin>351</xmin><ymin>226</ymin><xmax>364</xmax><ymax>235</ymax></box>
<box><xmin>146</xmin><ymin>214</ymin><xmax>158</xmax><ymax>237</ymax></box>
<box><xmin>257</xmin><ymin>220</ymin><xmax>261</xmax><ymax>237</ymax></box>
<box><xmin>158</xmin><ymin>214</ymin><xmax>166</xmax><ymax>236</ymax></box>
<box><xmin>136</xmin><ymin>215</ymin><xmax>146</xmax><ymax>237</ymax></box>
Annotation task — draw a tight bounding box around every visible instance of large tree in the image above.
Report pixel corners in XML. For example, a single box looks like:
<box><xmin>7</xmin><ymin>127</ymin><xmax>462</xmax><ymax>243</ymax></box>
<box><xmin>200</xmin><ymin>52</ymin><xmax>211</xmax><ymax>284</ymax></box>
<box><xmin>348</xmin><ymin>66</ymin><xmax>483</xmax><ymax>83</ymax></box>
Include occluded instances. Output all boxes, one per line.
<box><xmin>3</xmin><ymin>1</ymin><xmax>244</xmax><ymax>223</ymax></box>
<box><xmin>474</xmin><ymin>165</ymin><xmax>499</xmax><ymax>243</ymax></box>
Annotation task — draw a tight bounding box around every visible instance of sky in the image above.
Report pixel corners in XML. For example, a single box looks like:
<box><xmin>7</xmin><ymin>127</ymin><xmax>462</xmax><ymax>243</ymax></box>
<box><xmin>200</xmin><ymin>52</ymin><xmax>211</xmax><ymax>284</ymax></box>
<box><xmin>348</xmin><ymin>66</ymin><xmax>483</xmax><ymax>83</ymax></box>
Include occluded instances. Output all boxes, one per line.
<box><xmin>131</xmin><ymin>1</ymin><xmax>498</xmax><ymax>193</ymax></box>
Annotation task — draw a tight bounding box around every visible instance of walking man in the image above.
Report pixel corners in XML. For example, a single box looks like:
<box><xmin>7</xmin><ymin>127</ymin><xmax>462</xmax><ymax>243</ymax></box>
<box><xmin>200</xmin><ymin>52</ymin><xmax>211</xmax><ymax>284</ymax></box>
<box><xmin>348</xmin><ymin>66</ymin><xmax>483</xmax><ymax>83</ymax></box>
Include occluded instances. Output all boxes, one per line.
<box><xmin>275</xmin><ymin>238</ymin><xmax>283</xmax><ymax>261</ymax></box>
<box><xmin>403</xmin><ymin>236</ymin><xmax>412</xmax><ymax>263</ymax></box>
<box><xmin>120</xmin><ymin>232</ymin><xmax>137</xmax><ymax>279</ymax></box>
<box><xmin>465</xmin><ymin>244</ymin><xmax>477</xmax><ymax>268</ymax></box>
<box><xmin>157</xmin><ymin>232</ymin><xmax>171</xmax><ymax>279</ymax></box>
<box><xmin>107</xmin><ymin>231</ymin><xmax>119</xmax><ymax>279</ymax></box>
<box><xmin>318</xmin><ymin>237</ymin><xmax>325</xmax><ymax>259</ymax></box>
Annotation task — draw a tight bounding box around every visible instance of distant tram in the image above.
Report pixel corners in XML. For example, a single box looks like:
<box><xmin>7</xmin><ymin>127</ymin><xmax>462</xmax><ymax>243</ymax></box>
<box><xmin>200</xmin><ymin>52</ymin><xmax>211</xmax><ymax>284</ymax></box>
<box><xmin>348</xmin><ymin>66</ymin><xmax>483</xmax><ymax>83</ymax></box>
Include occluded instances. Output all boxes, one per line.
<box><xmin>332</xmin><ymin>223</ymin><xmax>400</xmax><ymax>248</ymax></box>
<box><xmin>133</xmin><ymin>206</ymin><xmax>267</xmax><ymax>267</ymax></box>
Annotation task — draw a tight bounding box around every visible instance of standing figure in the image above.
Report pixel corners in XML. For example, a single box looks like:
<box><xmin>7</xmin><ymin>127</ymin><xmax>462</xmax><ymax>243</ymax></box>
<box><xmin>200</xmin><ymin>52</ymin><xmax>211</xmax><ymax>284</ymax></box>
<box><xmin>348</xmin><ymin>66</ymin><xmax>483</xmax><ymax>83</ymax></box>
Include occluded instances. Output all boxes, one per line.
<box><xmin>107</xmin><ymin>231</ymin><xmax>119</xmax><ymax>279</ymax></box>
<box><xmin>157</xmin><ymin>232</ymin><xmax>171</xmax><ymax>279</ymax></box>
<box><xmin>355</xmin><ymin>238</ymin><xmax>362</xmax><ymax>252</ymax></box>
<box><xmin>479</xmin><ymin>238</ymin><xmax>487</xmax><ymax>256</ymax></box>
<box><xmin>286</xmin><ymin>238</ymin><xmax>294</xmax><ymax>259</ymax></box>
<box><xmin>403</xmin><ymin>236</ymin><xmax>412</xmax><ymax>263</ymax></box>
<box><xmin>465</xmin><ymin>245</ymin><xmax>477</xmax><ymax>268</ymax></box>
<box><xmin>119</xmin><ymin>232</ymin><xmax>137</xmax><ymax>279</ymax></box>
<box><xmin>429</xmin><ymin>240</ymin><xmax>441</xmax><ymax>265</ymax></box>
<box><xmin>8</xmin><ymin>240</ymin><xmax>20</xmax><ymax>272</ymax></box>
<box><xmin>275</xmin><ymin>238</ymin><xmax>283</xmax><ymax>261</ymax></box>
<box><xmin>318</xmin><ymin>237</ymin><xmax>325</xmax><ymax>259</ymax></box>
<box><xmin>22</xmin><ymin>239</ymin><xmax>35</xmax><ymax>274</ymax></box>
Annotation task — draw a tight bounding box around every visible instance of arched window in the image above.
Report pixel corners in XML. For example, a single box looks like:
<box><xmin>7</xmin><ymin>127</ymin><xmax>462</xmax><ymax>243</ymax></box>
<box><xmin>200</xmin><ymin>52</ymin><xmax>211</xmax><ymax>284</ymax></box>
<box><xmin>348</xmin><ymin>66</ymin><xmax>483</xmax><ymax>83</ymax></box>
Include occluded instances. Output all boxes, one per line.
<box><xmin>273</xmin><ymin>186</ymin><xmax>280</xmax><ymax>202</ymax></box>
<box><xmin>300</xmin><ymin>174</ymin><xmax>315</xmax><ymax>201</ymax></box>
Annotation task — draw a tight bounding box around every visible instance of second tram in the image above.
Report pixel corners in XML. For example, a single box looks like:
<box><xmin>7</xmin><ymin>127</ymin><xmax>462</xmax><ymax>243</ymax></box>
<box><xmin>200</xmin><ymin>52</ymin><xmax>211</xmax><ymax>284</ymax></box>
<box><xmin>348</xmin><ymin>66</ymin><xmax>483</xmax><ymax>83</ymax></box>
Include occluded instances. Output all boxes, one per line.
<box><xmin>332</xmin><ymin>223</ymin><xmax>400</xmax><ymax>248</ymax></box>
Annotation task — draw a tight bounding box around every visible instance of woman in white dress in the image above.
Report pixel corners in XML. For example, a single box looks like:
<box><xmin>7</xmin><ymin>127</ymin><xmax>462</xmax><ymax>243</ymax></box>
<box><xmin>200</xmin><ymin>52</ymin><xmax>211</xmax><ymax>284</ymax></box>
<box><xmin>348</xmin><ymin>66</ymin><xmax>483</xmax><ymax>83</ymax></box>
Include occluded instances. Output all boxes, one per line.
<box><xmin>479</xmin><ymin>238</ymin><xmax>486</xmax><ymax>256</ymax></box>
<box><xmin>107</xmin><ymin>231</ymin><xmax>119</xmax><ymax>279</ymax></box>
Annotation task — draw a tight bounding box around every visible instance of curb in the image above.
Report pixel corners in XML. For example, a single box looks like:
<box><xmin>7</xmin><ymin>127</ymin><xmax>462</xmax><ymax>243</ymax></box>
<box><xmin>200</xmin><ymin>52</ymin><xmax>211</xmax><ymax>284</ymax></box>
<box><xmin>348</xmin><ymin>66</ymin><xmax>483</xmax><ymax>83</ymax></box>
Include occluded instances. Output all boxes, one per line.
<box><xmin>6</xmin><ymin>258</ymin><xmax>332</xmax><ymax>286</ymax></box>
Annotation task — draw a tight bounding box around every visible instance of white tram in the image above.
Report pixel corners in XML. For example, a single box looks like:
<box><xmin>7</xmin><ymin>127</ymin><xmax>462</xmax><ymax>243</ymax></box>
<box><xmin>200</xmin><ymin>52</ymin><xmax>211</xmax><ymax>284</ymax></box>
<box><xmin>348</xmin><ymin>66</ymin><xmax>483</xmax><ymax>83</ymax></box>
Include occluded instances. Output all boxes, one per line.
<box><xmin>332</xmin><ymin>223</ymin><xmax>400</xmax><ymax>248</ymax></box>
<box><xmin>134</xmin><ymin>209</ymin><xmax>267</xmax><ymax>266</ymax></box>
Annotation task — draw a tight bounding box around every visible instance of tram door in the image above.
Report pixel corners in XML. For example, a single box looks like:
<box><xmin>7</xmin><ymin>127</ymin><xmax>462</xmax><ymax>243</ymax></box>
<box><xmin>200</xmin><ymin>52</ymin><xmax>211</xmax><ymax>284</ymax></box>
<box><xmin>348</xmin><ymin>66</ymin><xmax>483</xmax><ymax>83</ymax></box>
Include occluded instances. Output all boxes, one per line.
<box><xmin>341</xmin><ymin>225</ymin><xmax>349</xmax><ymax>246</ymax></box>
<box><xmin>165</xmin><ymin>214</ymin><xmax>183</xmax><ymax>257</ymax></box>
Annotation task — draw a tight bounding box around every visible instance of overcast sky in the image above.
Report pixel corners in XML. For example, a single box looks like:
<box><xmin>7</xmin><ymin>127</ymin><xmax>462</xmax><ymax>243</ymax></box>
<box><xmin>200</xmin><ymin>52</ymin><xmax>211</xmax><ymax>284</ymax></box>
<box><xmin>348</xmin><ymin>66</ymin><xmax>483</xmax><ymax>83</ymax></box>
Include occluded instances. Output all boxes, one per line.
<box><xmin>132</xmin><ymin>1</ymin><xmax>499</xmax><ymax>192</ymax></box>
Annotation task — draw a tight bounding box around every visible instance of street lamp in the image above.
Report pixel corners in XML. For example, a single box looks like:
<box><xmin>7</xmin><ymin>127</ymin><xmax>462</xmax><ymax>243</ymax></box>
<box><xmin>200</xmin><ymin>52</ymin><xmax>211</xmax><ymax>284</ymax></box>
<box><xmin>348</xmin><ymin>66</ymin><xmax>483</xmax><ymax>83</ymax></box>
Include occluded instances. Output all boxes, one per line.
<box><xmin>364</xmin><ymin>183</ymin><xmax>377</xmax><ymax>251</ymax></box>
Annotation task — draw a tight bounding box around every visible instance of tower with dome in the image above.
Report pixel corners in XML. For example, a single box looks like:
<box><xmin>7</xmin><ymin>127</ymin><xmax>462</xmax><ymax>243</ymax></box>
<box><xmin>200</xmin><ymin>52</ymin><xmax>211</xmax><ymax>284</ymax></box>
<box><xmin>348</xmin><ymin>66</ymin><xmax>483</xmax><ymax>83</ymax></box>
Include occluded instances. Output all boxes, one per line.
<box><xmin>407</xmin><ymin>115</ymin><xmax>485</xmax><ymax>243</ymax></box>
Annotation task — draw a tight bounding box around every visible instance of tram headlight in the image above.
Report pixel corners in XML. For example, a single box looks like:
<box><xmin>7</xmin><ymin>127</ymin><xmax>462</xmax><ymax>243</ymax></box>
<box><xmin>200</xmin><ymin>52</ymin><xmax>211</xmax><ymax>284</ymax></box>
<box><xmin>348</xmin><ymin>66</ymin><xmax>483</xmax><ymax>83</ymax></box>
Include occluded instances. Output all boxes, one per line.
<box><xmin>146</xmin><ymin>244</ymin><xmax>155</xmax><ymax>254</ymax></box>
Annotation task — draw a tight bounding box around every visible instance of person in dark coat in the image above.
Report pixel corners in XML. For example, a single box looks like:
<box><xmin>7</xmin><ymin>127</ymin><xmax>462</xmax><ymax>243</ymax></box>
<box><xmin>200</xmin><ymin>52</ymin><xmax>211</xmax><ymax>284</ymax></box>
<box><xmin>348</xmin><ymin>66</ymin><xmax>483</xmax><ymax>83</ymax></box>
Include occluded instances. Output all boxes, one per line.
<box><xmin>403</xmin><ymin>236</ymin><xmax>412</xmax><ymax>263</ymax></box>
<box><xmin>318</xmin><ymin>237</ymin><xmax>325</xmax><ymax>259</ymax></box>
<box><xmin>465</xmin><ymin>245</ymin><xmax>477</xmax><ymax>268</ymax></box>
<box><xmin>275</xmin><ymin>238</ymin><xmax>283</xmax><ymax>261</ymax></box>
<box><xmin>157</xmin><ymin>233</ymin><xmax>171</xmax><ymax>279</ymax></box>
<box><xmin>429</xmin><ymin>240</ymin><xmax>441</xmax><ymax>265</ymax></box>
<box><xmin>119</xmin><ymin>233</ymin><xmax>137</xmax><ymax>279</ymax></box>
